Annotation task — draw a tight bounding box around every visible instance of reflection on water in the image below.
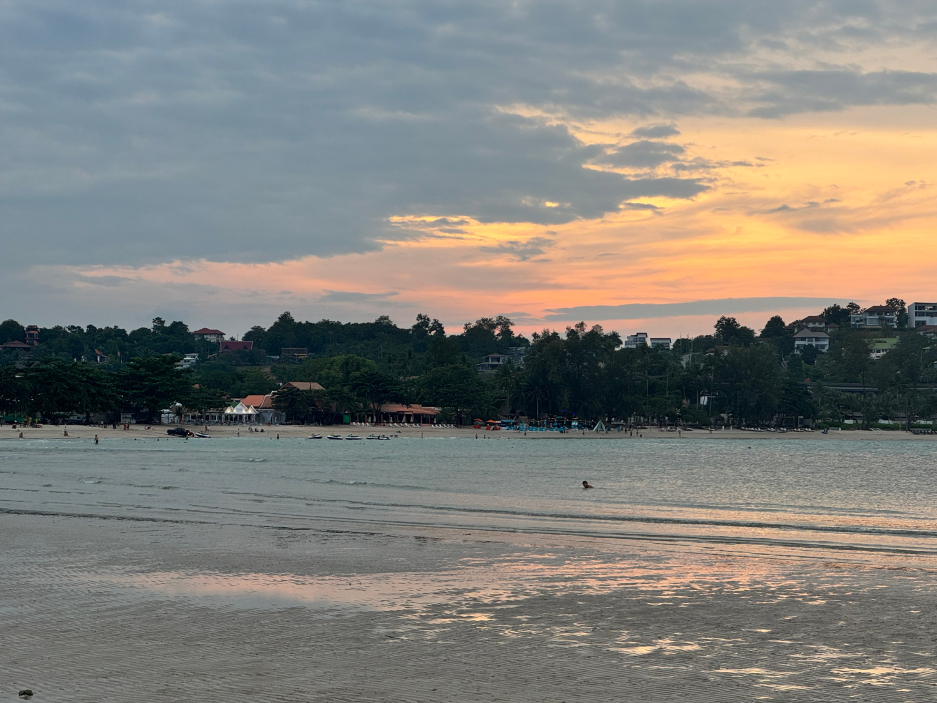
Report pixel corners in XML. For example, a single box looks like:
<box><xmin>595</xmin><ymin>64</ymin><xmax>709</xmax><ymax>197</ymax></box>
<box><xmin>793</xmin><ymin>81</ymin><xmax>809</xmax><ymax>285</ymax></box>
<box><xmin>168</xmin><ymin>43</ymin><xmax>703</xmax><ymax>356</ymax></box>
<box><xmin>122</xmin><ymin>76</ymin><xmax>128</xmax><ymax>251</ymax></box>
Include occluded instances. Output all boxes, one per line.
<box><xmin>5</xmin><ymin>437</ymin><xmax>937</xmax><ymax>558</ymax></box>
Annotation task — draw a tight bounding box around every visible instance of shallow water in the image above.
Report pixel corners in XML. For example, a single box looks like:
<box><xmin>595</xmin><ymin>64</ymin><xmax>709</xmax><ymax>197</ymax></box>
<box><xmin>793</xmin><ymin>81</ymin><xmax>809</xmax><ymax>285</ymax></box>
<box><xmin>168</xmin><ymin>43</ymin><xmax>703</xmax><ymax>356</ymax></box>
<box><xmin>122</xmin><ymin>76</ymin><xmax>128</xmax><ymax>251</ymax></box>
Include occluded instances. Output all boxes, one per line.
<box><xmin>3</xmin><ymin>436</ymin><xmax>937</xmax><ymax>557</ymax></box>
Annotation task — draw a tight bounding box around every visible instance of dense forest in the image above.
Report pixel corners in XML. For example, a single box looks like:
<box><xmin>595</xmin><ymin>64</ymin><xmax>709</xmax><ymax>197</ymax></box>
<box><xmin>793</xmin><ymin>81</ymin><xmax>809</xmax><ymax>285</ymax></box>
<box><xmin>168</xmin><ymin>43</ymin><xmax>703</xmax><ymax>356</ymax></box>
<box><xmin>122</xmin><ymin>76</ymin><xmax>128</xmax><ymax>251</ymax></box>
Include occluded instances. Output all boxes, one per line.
<box><xmin>1</xmin><ymin>301</ymin><xmax>936</xmax><ymax>429</ymax></box>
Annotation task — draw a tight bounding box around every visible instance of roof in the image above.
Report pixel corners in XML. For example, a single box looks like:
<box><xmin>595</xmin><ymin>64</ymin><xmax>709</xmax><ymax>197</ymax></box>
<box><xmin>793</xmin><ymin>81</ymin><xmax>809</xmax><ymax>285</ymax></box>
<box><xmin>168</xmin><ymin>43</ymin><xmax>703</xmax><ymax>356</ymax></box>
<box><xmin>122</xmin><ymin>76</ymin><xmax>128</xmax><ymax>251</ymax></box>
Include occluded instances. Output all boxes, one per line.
<box><xmin>864</xmin><ymin>306</ymin><xmax>896</xmax><ymax>314</ymax></box>
<box><xmin>916</xmin><ymin>325</ymin><xmax>937</xmax><ymax>334</ymax></box>
<box><xmin>801</xmin><ymin>316</ymin><xmax>826</xmax><ymax>324</ymax></box>
<box><xmin>794</xmin><ymin>329</ymin><xmax>829</xmax><ymax>338</ymax></box>
<box><xmin>219</xmin><ymin>340</ymin><xmax>253</xmax><ymax>351</ymax></box>
<box><xmin>379</xmin><ymin>403</ymin><xmax>440</xmax><ymax>416</ymax></box>
<box><xmin>281</xmin><ymin>381</ymin><xmax>325</xmax><ymax>392</ymax></box>
<box><xmin>239</xmin><ymin>394</ymin><xmax>275</xmax><ymax>409</ymax></box>
<box><xmin>1</xmin><ymin>340</ymin><xmax>31</xmax><ymax>349</ymax></box>
<box><xmin>194</xmin><ymin>328</ymin><xmax>224</xmax><ymax>335</ymax></box>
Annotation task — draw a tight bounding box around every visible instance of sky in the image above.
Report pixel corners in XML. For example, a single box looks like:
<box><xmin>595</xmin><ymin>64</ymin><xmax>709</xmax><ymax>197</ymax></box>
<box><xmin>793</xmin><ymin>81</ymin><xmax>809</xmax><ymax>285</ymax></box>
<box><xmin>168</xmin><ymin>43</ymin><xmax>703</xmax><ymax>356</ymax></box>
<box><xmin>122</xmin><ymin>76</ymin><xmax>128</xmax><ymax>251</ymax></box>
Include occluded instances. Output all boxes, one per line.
<box><xmin>2</xmin><ymin>0</ymin><xmax>936</xmax><ymax>339</ymax></box>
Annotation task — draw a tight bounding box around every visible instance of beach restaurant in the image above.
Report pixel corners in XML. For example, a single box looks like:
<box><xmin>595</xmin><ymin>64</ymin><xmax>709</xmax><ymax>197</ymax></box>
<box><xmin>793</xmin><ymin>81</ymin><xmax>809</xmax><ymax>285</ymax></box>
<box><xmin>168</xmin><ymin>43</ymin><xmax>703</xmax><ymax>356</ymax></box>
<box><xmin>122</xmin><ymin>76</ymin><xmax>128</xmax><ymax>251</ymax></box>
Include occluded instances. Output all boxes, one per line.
<box><xmin>368</xmin><ymin>403</ymin><xmax>439</xmax><ymax>425</ymax></box>
<box><xmin>223</xmin><ymin>401</ymin><xmax>261</xmax><ymax>425</ymax></box>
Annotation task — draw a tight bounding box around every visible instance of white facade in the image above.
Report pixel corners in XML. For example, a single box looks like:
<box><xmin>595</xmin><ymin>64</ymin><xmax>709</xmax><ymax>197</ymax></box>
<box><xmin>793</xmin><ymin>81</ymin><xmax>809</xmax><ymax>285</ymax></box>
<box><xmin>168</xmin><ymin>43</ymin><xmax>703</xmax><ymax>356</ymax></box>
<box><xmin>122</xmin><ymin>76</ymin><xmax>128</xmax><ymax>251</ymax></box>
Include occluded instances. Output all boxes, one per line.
<box><xmin>624</xmin><ymin>332</ymin><xmax>648</xmax><ymax>348</ymax></box>
<box><xmin>910</xmin><ymin>302</ymin><xmax>937</xmax><ymax>328</ymax></box>
<box><xmin>794</xmin><ymin>329</ymin><xmax>830</xmax><ymax>352</ymax></box>
<box><xmin>850</xmin><ymin>307</ymin><xmax>897</xmax><ymax>329</ymax></box>
<box><xmin>650</xmin><ymin>337</ymin><xmax>671</xmax><ymax>350</ymax></box>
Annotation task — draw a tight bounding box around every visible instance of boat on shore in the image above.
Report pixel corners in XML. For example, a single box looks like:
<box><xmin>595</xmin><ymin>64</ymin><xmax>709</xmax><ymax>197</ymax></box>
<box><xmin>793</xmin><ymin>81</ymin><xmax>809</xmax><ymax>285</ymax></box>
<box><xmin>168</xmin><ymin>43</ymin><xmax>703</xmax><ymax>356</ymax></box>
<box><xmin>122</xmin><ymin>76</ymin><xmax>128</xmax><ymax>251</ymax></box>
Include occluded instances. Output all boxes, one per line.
<box><xmin>345</xmin><ymin>434</ymin><xmax>363</xmax><ymax>441</ymax></box>
<box><xmin>308</xmin><ymin>434</ymin><xmax>323</xmax><ymax>439</ymax></box>
<box><xmin>326</xmin><ymin>434</ymin><xmax>343</xmax><ymax>440</ymax></box>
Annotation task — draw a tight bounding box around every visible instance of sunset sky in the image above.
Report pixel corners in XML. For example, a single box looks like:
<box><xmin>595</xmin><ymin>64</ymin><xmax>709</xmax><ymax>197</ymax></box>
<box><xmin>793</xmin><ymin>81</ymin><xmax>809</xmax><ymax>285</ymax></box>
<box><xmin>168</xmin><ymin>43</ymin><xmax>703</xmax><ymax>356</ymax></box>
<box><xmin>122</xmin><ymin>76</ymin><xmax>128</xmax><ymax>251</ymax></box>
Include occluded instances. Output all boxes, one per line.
<box><xmin>2</xmin><ymin>1</ymin><xmax>936</xmax><ymax>338</ymax></box>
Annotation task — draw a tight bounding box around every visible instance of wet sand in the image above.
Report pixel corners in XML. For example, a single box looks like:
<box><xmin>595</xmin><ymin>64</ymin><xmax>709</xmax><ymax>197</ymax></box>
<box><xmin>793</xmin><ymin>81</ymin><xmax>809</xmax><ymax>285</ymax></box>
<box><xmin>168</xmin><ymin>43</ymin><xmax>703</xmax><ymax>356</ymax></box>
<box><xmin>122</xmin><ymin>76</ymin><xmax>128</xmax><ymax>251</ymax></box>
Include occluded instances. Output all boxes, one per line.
<box><xmin>5</xmin><ymin>512</ymin><xmax>937</xmax><ymax>701</ymax></box>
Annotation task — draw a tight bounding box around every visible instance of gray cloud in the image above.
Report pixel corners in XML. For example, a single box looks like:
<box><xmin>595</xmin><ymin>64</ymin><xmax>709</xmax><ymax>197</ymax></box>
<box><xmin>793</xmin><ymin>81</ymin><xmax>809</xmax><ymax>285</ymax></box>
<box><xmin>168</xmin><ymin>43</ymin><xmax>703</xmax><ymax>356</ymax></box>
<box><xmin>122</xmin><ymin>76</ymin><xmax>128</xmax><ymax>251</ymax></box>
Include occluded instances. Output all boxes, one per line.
<box><xmin>480</xmin><ymin>236</ymin><xmax>556</xmax><ymax>261</ymax></box>
<box><xmin>0</xmin><ymin>0</ymin><xmax>935</xmax><ymax>284</ymax></box>
<box><xmin>545</xmin><ymin>297</ymin><xmax>845</xmax><ymax>321</ymax></box>
<box><xmin>318</xmin><ymin>291</ymin><xmax>399</xmax><ymax>304</ymax></box>
<box><xmin>748</xmin><ymin>70</ymin><xmax>937</xmax><ymax>118</ymax></box>
<box><xmin>630</xmin><ymin>124</ymin><xmax>681</xmax><ymax>138</ymax></box>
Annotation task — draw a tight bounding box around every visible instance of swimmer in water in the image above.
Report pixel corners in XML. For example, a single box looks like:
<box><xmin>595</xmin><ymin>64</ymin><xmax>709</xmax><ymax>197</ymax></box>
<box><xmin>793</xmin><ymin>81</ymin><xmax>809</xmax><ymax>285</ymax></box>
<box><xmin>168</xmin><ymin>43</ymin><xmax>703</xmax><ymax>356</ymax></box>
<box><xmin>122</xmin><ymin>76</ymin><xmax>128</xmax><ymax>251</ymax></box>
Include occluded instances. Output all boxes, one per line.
<box><xmin>582</xmin><ymin>480</ymin><xmax>594</xmax><ymax>489</ymax></box>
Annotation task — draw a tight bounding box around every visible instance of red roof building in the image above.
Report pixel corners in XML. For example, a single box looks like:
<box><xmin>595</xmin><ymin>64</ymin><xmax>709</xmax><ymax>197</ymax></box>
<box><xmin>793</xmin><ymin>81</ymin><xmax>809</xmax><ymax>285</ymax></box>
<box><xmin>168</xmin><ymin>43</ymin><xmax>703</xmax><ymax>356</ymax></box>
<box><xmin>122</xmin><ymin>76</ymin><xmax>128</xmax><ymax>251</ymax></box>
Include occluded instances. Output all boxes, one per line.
<box><xmin>194</xmin><ymin>328</ymin><xmax>226</xmax><ymax>342</ymax></box>
<box><xmin>219</xmin><ymin>340</ymin><xmax>254</xmax><ymax>352</ymax></box>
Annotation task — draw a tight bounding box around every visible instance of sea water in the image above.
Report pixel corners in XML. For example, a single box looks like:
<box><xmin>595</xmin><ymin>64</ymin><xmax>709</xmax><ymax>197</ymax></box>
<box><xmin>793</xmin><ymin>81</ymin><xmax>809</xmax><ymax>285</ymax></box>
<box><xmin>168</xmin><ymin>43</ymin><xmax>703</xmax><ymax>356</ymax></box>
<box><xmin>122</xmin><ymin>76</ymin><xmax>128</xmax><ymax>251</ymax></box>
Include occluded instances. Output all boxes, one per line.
<box><xmin>2</xmin><ymin>436</ymin><xmax>936</xmax><ymax>557</ymax></box>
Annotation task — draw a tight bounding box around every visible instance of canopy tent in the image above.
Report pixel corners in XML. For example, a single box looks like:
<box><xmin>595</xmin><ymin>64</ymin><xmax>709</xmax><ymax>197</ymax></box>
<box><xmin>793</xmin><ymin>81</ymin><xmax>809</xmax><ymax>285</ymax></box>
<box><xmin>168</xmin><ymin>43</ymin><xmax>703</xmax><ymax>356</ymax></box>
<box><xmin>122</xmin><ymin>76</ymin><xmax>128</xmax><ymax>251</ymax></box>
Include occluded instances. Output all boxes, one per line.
<box><xmin>224</xmin><ymin>402</ymin><xmax>260</xmax><ymax>424</ymax></box>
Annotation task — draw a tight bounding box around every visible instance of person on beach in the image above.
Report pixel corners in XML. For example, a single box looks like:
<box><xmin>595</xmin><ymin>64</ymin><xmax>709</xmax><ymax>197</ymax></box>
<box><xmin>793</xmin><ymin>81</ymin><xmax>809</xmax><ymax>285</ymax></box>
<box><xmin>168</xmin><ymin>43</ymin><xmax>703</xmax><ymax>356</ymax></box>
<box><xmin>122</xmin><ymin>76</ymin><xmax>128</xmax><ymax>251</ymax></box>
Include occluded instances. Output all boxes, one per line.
<box><xmin>63</xmin><ymin>429</ymin><xmax>68</xmax><ymax>437</ymax></box>
<box><xmin>94</xmin><ymin>435</ymin><xmax>99</xmax><ymax>445</ymax></box>
<box><xmin>582</xmin><ymin>480</ymin><xmax>593</xmax><ymax>489</ymax></box>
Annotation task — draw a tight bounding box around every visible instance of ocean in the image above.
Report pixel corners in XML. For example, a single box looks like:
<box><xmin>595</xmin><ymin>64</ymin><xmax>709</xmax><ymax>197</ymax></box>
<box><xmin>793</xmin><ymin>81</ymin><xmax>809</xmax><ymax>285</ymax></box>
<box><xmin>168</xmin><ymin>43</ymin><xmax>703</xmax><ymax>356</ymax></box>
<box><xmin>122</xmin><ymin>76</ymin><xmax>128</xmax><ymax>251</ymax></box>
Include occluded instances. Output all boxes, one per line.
<box><xmin>3</xmin><ymin>436</ymin><xmax>937</xmax><ymax>559</ymax></box>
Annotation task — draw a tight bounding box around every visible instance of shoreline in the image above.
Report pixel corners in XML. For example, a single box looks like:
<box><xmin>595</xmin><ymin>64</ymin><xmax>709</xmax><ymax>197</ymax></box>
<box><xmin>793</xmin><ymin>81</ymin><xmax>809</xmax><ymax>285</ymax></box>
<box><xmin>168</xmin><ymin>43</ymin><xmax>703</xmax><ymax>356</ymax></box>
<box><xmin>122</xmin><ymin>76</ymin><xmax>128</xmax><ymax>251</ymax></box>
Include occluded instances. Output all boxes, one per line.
<box><xmin>4</xmin><ymin>423</ymin><xmax>936</xmax><ymax>441</ymax></box>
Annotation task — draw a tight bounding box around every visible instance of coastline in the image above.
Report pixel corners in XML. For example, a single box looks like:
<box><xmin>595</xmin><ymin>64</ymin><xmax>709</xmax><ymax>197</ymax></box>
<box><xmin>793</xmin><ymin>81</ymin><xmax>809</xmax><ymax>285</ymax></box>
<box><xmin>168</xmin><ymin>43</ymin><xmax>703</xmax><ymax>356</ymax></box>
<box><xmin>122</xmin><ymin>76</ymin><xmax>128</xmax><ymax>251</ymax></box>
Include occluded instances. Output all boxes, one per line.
<box><xmin>4</xmin><ymin>422</ymin><xmax>935</xmax><ymax>441</ymax></box>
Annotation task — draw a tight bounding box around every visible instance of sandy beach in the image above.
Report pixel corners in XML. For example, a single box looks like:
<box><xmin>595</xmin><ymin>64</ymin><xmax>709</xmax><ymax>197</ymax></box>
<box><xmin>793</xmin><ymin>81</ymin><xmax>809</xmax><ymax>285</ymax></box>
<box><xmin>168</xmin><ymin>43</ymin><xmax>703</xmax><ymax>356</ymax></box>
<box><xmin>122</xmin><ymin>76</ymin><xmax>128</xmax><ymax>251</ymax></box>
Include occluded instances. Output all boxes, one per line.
<box><xmin>4</xmin><ymin>422</ymin><xmax>936</xmax><ymax>442</ymax></box>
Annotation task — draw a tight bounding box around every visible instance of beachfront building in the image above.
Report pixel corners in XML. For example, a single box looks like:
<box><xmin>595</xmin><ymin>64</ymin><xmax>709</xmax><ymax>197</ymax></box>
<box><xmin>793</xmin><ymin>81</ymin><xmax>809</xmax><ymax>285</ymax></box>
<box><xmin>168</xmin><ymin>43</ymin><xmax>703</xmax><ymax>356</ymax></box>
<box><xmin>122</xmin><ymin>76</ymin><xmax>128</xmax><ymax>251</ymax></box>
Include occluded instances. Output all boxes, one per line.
<box><xmin>280</xmin><ymin>381</ymin><xmax>325</xmax><ymax>393</ymax></box>
<box><xmin>223</xmin><ymin>401</ymin><xmax>261</xmax><ymax>425</ymax></box>
<box><xmin>193</xmin><ymin>328</ymin><xmax>225</xmax><ymax>343</ymax></box>
<box><xmin>477</xmin><ymin>353</ymin><xmax>508</xmax><ymax>372</ymax></box>
<box><xmin>850</xmin><ymin>306</ymin><xmax>897</xmax><ymax>329</ymax></box>
<box><xmin>650</xmin><ymin>337</ymin><xmax>671</xmax><ymax>350</ymax></box>
<box><xmin>368</xmin><ymin>403</ymin><xmax>439</xmax><ymax>425</ymax></box>
<box><xmin>25</xmin><ymin>325</ymin><xmax>39</xmax><ymax>346</ymax></box>
<box><xmin>915</xmin><ymin>325</ymin><xmax>937</xmax><ymax>338</ymax></box>
<box><xmin>239</xmin><ymin>394</ymin><xmax>285</xmax><ymax>424</ymax></box>
<box><xmin>794</xmin><ymin>329</ymin><xmax>830</xmax><ymax>353</ymax></box>
<box><xmin>909</xmin><ymin>302</ymin><xmax>937</xmax><ymax>329</ymax></box>
<box><xmin>624</xmin><ymin>333</ymin><xmax>648</xmax><ymax>348</ymax></box>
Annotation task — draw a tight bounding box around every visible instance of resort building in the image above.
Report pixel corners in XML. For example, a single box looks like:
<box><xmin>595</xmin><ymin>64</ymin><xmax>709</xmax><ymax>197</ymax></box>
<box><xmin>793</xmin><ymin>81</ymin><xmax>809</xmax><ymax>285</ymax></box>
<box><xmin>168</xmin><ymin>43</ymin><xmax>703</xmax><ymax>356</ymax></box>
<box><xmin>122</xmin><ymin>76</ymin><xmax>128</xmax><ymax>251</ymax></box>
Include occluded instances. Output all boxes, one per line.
<box><xmin>850</xmin><ymin>306</ymin><xmax>897</xmax><ymax>329</ymax></box>
<box><xmin>797</xmin><ymin>316</ymin><xmax>829</xmax><ymax>331</ymax></box>
<box><xmin>650</xmin><ymin>337</ymin><xmax>672</xmax><ymax>350</ymax></box>
<box><xmin>0</xmin><ymin>340</ymin><xmax>32</xmax><ymax>353</ymax></box>
<box><xmin>367</xmin><ymin>403</ymin><xmax>439</xmax><ymax>425</ymax></box>
<box><xmin>869</xmin><ymin>337</ymin><xmax>899</xmax><ymax>360</ymax></box>
<box><xmin>624</xmin><ymin>333</ymin><xmax>648</xmax><ymax>348</ymax></box>
<box><xmin>219</xmin><ymin>340</ymin><xmax>253</xmax><ymax>352</ymax></box>
<box><xmin>193</xmin><ymin>328</ymin><xmax>225</xmax><ymax>343</ymax></box>
<box><xmin>239</xmin><ymin>394</ymin><xmax>285</xmax><ymax>424</ymax></box>
<box><xmin>223</xmin><ymin>401</ymin><xmax>261</xmax><ymax>425</ymax></box>
<box><xmin>909</xmin><ymin>302</ymin><xmax>937</xmax><ymax>329</ymax></box>
<box><xmin>477</xmin><ymin>353</ymin><xmax>509</xmax><ymax>373</ymax></box>
<box><xmin>175</xmin><ymin>353</ymin><xmax>200</xmax><ymax>369</ymax></box>
<box><xmin>25</xmin><ymin>325</ymin><xmax>39</xmax><ymax>346</ymax></box>
<box><xmin>280</xmin><ymin>381</ymin><xmax>325</xmax><ymax>392</ymax></box>
<box><xmin>794</xmin><ymin>329</ymin><xmax>830</xmax><ymax>353</ymax></box>
<box><xmin>280</xmin><ymin>347</ymin><xmax>308</xmax><ymax>360</ymax></box>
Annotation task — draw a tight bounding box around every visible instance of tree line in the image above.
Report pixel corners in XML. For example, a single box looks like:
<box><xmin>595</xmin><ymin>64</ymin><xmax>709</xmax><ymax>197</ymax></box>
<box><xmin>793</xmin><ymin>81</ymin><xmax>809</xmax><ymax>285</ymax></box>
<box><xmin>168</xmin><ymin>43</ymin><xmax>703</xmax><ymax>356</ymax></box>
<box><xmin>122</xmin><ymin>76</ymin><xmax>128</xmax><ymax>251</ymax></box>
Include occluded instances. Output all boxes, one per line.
<box><xmin>2</xmin><ymin>302</ymin><xmax>936</xmax><ymax>428</ymax></box>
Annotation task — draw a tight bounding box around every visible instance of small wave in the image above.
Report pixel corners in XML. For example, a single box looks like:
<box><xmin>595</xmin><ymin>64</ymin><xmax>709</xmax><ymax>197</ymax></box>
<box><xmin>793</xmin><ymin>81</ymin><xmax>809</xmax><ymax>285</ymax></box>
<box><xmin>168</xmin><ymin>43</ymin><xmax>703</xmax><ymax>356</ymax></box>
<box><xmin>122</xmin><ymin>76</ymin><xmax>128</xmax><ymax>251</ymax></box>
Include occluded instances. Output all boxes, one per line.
<box><xmin>309</xmin><ymin>478</ymin><xmax>432</xmax><ymax>491</ymax></box>
<box><xmin>303</xmin><ymin>497</ymin><xmax>937</xmax><ymax>540</ymax></box>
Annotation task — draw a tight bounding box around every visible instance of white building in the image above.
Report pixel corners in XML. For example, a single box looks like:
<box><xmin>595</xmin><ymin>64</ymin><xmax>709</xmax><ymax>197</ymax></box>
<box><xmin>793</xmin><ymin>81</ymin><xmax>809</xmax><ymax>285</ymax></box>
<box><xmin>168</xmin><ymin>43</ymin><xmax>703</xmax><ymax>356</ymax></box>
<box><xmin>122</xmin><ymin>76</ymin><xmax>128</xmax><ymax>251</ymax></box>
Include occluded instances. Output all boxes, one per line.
<box><xmin>909</xmin><ymin>302</ymin><xmax>937</xmax><ymax>328</ymax></box>
<box><xmin>650</xmin><ymin>337</ymin><xmax>671</xmax><ymax>350</ymax></box>
<box><xmin>193</xmin><ymin>328</ymin><xmax>225</xmax><ymax>343</ymax></box>
<box><xmin>624</xmin><ymin>333</ymin><xmax>648</xmax><ymax>348</ymax></box>
<box><xmin>175</xmin><ymin>353</ymin><xmax>200</xmax><ymax>369</ymax></box>
<box><xmin>794</xmin><ymin>329</ymin><xmax>830</xmax><ymax>353</ymax></box>
<box><xmin>850</xmin><ymin>306</ymin><xmax>897</xmax><ymax>329</ymax></box>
